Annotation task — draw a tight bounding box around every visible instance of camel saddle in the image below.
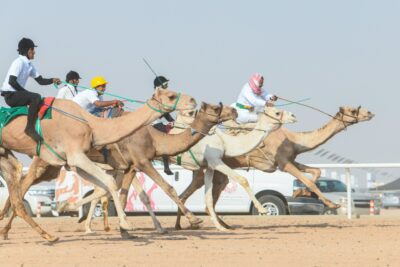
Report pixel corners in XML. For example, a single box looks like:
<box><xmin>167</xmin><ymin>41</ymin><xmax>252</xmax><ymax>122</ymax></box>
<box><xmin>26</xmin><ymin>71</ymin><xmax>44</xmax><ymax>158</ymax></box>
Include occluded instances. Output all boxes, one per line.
<box><xmin>0</xmin><ymin>97</ymin><xmax>54</xmax><ymax>128</ymax></box>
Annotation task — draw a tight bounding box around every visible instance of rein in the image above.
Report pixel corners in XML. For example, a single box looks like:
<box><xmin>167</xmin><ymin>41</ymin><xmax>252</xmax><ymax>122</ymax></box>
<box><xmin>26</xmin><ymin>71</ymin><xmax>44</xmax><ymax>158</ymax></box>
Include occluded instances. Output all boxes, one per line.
<box><xmin>277</xmin><ymin>96</ymin><xmax>361</xmax><ymax>129</ymax></box>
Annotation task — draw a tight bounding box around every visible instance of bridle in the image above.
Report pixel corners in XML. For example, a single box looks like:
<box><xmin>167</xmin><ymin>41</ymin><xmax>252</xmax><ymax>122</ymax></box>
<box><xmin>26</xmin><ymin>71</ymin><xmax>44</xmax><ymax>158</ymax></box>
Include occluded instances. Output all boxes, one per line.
<box><xmin>146</xmin><ymin>92</ymin><xmax>182</xmax><ymax>114</ymax></box>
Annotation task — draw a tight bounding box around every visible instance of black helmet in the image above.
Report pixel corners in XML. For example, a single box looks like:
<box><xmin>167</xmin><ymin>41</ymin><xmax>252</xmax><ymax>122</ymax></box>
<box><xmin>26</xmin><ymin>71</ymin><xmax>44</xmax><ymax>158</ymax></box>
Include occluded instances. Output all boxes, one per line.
<box><xmin>66</xmin><ymin>71</ymin><xmax>82</xmax><ymax>82</ymax></box>
<box><xmin>17</xmin><ymin>38</ymin><xmax>37</xmax><ymax>55</ymax></box>
<box><xmin>153</xmin><ymin>76</ymin><xmax>169</xmax><ymax>88</ymax></box>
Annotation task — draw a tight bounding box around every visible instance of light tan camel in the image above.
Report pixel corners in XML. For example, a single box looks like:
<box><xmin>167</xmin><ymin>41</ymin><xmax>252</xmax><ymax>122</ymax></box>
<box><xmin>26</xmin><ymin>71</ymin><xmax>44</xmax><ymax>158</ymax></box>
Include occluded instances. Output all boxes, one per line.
<box><xmin>0</xmin><ymin>102</ymin><xmax>237</xmax><ymax>237</ymax></box>
<box><xmin>174</xmin><ymin>106</ymin><xmax>375</xmax><ymax>229</ymax></box>
<box><xmin>0</xmin><ymin>88</ymin><xmax>195</xmax><ymax>241</ymax></box>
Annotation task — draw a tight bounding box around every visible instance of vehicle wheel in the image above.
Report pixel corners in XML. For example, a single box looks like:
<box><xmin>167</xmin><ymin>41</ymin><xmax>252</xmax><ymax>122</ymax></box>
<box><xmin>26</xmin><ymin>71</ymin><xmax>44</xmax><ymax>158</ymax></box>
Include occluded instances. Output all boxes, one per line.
<box><xmin>252</xmin><ymin>195</ymin><xmax>287</xmax><ymax>216</ymax></box>
<box><xmin>23</xmin><ymin>201</ymin><xmax>34</xmax><ymax>217</ymax></box>
<box><xmin>323</xmin><ymin>208</ymin><xmax>338</xmax><ymax>215</ymax></box>
<box><xmin>107</xmin><ymin>201</ymin><xmax>117</xmax><ymax>217</ymax></box>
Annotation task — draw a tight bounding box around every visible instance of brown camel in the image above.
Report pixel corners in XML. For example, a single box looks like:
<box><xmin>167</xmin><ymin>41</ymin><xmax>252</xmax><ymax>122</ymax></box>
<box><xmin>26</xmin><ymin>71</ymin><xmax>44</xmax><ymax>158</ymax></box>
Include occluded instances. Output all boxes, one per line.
<box><xmin>174</xmin><ymin>106</ymin><xmax>374</xmax><ymax>229</ymax></box>
<box><xmin>0</xmin><ymin>102</ymin><xmax>237</xmax><ymax>237</ymax></box>
<box><xmin>0</xmin><ymin>88</ymin><xmax>196</xmax><ymax>241</ymax></box>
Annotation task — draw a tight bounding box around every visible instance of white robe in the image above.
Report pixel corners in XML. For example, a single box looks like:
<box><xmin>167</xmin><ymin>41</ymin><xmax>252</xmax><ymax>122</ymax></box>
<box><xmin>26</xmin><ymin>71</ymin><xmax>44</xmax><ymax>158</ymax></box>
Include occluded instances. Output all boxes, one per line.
<box><xmin>234</xmin><ymin>83</ymin><xmax>273</xmax><ymax>124</ymax></box>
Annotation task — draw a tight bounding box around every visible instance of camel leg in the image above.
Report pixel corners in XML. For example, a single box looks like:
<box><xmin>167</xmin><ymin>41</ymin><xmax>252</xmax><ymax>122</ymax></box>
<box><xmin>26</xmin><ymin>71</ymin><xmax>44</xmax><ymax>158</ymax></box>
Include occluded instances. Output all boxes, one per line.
<box><xmin>101</xmin><ymin>196</ymin><xmax>110</xmax><ymax>232</ymax></box>
<box><xmin>67</xmin><ymin>153</ymin><xmax>131</xmax><ymax>231</ymax></box>
<box><xmin>0</xmin><ymin>160</ymin><xmax>60</xmax><ymax>239</ymax></box>
<box><xmin>204</xmin><ymin>168</ymin><xmax>229</xmax><ymax>231</ymax></box>
<box><xmin>100</xmin><ymin>171</ymin><xmax>125</xmax><ymax>232</ymax></box>
<box><xmin>131</xmin><ymin>177</ymin><xmax>167</xmax><ymax>234</ymax></box>
<box><xmin>0</xmin><ymin>157</ymin><xmax>54</xmax><ymax>220</ymax></box>
<box><xmin>282</xmin><ymin>162</ymin><xmax>339</xmax><ymax>209</ymax></box>
<box><xmin>208</xmin><ymin>171</ymin><xmax>232</xmax><ymax>229</ymax></box>
<box><xmin>0</xmin><ymin>151</ymin><xmax>58</xmax><ymax>242</ymax></box>
<box><xmin>84</xmin><ymin>198</ymin><xmax>99</xmax><ymax>234</ymax></box>
<box><xmin>210</xmin><ymin>159</ymin><xmax>268</xmax><ymax>215</ymax></box>
<box><xmin>139</xmin><ymin>161</ymin><xmax>202</xmax><ymax>227</ymax></box>
<box><xmin>294</xmin><ymin>162</ymin><xmax>322</xmax><ymax>182</ymax></box>
<box><xmin>175</xmin><ymin>169</ymin><xmax>205</xmax><ymax>230</ymax></box>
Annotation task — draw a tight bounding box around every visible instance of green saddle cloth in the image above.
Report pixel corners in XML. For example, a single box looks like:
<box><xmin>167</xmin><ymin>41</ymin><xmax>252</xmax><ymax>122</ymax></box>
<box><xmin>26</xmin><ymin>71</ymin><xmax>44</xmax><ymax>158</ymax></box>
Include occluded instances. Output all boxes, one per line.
<box><xmin>0</xmin><ymin>106</ymin><xmax>52</xmax><ymax>129</ymax></box>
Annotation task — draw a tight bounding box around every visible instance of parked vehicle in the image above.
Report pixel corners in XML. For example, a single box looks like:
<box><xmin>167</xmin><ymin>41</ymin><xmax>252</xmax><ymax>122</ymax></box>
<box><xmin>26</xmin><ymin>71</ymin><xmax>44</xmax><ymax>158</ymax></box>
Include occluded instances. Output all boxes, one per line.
<box><xmin>54</xmin><ymin>165</ymin><xmax>325</xmax><ymax>217</ymax></box>
<box><xmin>0</xmin><ymin>174</ymin><xmax>55</xmax><ymax>217</ymax></box>
<box><xmin>295</xmin><ymin>178</ymin><xmax>381</xmax><ymax>215</ymax></box>
<box><xmin>380</xmin><ymin>191</ymin><xmax>400</xmax><ymax>209</ymax></box>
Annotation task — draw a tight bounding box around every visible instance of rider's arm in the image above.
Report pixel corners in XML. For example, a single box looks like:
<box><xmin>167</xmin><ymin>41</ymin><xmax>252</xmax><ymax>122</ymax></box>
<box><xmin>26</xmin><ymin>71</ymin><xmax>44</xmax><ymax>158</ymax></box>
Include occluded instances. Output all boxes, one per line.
<box><xmin>8</xmin><ymin>75</ymin><xmax>27</xmax><ymax>92</ymax></box>
<box><xmin>35</xmin><ymin>76</ymin><xmax>55</xmax><ymax>85</ymax></box>
<box><xmin>93</xmin><ymin>100</ymin><xmax>122</xmax><ymax>108</ymax></box>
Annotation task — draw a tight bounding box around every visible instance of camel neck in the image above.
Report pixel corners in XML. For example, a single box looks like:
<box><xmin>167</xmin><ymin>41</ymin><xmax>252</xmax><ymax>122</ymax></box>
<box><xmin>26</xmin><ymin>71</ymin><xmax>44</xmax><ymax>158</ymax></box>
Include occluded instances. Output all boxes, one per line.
<box><xmin>292</xmin><ymin>116</ymin><xmax>346</xmax><ymax>154</ymax></box>
<box><xmin>151</xmin><ymin>113</ymin><xmax>215</xmax><ymax>156</ymax></box>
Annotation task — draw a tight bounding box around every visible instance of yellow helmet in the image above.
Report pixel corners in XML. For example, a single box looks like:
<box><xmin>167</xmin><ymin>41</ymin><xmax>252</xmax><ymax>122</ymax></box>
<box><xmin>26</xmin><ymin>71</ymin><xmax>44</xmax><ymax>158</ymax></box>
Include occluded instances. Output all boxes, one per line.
<box><xmin>91</xmin><ymin>76</ymin><xmax>108</xmax><ymax>88</ymax></box>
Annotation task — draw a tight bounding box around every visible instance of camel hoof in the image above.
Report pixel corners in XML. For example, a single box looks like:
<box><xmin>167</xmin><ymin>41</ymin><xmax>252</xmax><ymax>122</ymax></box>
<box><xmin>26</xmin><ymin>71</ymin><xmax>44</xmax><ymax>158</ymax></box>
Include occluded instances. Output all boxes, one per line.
<box><xmin>190</xmin><ymin>217</ymin><xmax>203</xmax><ymax>226</ymax></box>
<box><xmin>2</xmin><ymin>233</ymin><xmax>9</xmax><ymax>240</ymax></box>
<box><xmin>119</xmin><ymin>219</ymin><xmax>132</xmax><ymax>231</ymax></box>
<box><xmin>174</xmin><ymin>224</ymin><xmax>182</xmax><ymax>230</ymax></box>
<box><xmin>120</xmin><ymin>228</ymin><xmax>137</xmax><ymax>240</ymax></box>
<box><xmin>85</xmin><ymin>230</ymin><xmax>96</xmax><ymax>235</ymax></box>
<box><xmin>216</xmin><ymin>226</ymin><xmax>231</xmax><ymax>232</ymax></box>
<box><xmin>46</xmin><ymin>236</ymin><xmax>59</xmax><ymax>243</ymax></box>
<box><xmin>104</xmin><ymin>226</ymin><xmax>111</xmax><ymax>232</ymax></box>
<box><xmin>189</xmin><ymin>224</ymin><xmax>201</xmax><ymax>230</ymax></box>
<box><xmin>56</xmin><ymin>201</ymin><xmax>69</xmax><ymax>213</ymax></box>
<box><xmin>156</xmin><ymin>228</ymin><xmax>168</xmax><ymax>235</ymax></box>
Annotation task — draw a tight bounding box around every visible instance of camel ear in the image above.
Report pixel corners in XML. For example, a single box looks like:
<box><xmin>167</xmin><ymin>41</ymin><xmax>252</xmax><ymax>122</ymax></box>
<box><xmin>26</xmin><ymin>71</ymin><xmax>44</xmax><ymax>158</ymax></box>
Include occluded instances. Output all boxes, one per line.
<box><xmin>200</xmin><ymin>102</ymin><xmax>206</xmax><ymax>111</ymax></box>
<box><xmin>339</xmin><ymin>107</ymin><xmax>345</xmax><ymax>114</ymax></box>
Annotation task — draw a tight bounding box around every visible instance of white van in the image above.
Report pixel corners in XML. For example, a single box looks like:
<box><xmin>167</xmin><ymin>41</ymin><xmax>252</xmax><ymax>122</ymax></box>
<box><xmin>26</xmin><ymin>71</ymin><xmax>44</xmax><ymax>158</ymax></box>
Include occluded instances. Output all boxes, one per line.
<box><xmin>54</xmin><ymin>164</ymin><xmax>324</xmax><ymax>216</ymax></box>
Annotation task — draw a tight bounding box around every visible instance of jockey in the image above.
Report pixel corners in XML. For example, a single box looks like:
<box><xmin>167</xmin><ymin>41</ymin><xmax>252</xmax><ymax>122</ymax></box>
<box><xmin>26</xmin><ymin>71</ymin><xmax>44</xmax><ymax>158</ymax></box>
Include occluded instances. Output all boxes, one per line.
<box><xmin>56</xmin><ymin>71</ymin><xmax>81</xmax><ymax>100</ymax></box>
<box><xmin>0</xmin><ymin>38</ymin><xmax>61</xmax><ymax>142</ymax></box>
<box><xmin>234</xmin><ymin>73</ymin><xmax>277</xmax><ymax>124</ymax></box>
<box><xmin>72</xmin><ymin>76</ymin><xmax>123</xmax><ymax>116</ymax></box>
<box><xmin>152</xmin><ymin>75</ymin><xmax>175</xmax><ymax>175</ymax></box>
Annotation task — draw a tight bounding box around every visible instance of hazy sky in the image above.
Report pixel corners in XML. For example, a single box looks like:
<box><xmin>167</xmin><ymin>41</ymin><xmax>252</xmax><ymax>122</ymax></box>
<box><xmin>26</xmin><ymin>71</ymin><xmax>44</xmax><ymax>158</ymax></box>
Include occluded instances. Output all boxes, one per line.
<box><xmin>1</xmin><ymin>1</ymin><xmax>399</xmax><ymax>180</ymax></box>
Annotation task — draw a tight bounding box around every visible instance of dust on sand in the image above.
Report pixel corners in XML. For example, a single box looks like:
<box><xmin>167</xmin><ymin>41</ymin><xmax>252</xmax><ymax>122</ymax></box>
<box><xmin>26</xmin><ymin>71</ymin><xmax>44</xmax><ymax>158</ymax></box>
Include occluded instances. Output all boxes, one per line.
<box><xmin>1</xmin><ymin>215</ymin><xmax>400</xmax><ymax>267</ymax></box>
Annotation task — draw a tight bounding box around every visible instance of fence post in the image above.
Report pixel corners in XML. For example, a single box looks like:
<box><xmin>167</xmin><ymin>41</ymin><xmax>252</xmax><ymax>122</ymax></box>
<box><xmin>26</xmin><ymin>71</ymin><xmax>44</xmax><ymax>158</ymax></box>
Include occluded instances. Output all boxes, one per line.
<box><xmin>345</xmin><ymin>168</ymin><xmax>352</xmax><ymax>219</ymax></box>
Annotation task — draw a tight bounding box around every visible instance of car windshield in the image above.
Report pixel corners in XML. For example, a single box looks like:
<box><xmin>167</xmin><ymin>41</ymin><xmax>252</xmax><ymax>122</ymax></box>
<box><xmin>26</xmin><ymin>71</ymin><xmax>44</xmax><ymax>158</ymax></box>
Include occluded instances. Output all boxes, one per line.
<box><xmin>316</xmin><ymin>180</ymin><xmax>347</xmax><ymax>193</ymax></box>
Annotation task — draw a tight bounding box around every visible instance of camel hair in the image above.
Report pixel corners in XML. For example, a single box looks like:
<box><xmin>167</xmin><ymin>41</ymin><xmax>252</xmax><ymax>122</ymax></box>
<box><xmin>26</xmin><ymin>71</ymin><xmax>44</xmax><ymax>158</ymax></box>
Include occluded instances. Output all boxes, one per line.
<box><xmin>0</xmin><ymin>88</ymin><xmax>196</xmax><ymax>242</ymax></box>
<box><xmin>0</xmin><ymin>102</ymin><xmax>237</xmax><ymax>237</ymax></box>
<box><xmin>174</xmin><ymin>106</ymin><xmax>375</xmax><ymax>230</ymax></box>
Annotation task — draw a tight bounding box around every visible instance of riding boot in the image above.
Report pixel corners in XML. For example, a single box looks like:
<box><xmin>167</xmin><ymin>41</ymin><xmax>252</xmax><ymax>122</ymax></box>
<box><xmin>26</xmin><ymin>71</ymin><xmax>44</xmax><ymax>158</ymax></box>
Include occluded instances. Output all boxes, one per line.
<box><xmin>24</xmin><ymin>99</ymin><xmax>43</xmax><ymax>142</ymax></box>
<box><xmin>163</xmin><ymin>156</ymin><xmax>173</xmax><ymax>175</ymax></box>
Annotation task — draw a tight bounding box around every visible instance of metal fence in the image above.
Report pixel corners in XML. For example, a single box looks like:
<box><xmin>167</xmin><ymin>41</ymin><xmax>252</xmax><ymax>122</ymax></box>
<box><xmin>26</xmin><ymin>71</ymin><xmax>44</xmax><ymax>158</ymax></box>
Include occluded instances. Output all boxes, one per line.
<box><xmin>310</xmin><ymin>163</ymin><xmax>400</xmax><ymax>219</ymax></box>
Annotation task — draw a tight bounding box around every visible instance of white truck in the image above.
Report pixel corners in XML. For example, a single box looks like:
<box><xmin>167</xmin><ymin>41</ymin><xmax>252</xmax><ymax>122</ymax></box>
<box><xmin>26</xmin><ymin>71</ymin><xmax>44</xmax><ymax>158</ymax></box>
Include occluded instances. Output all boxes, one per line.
<box><xmin>54</xmin><ymin>164</ymin><xmax>325</xmax><ymax>217</ymax></box>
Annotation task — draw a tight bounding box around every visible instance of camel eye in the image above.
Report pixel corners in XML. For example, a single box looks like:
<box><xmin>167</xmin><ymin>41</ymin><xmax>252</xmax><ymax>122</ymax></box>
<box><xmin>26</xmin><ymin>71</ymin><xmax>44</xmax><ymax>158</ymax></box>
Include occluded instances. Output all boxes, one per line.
<box><xmin>168</xmin><ymin>95</ymin><xmax>176</xmax><ymax>101</ymax></box>
<box><xmin>188</xmin><ymin>111</ymin><xmax>195</xmax><ymax>116</ymax></box>
<box><xmin>351</xmin><ymin>110</ymin><xmax>356</xmax><ymax>115</ymax></box>
<box><xmin>276</xmin><ymin>112</ymin><xmax>280</xmax><ymax>116</ymax></box>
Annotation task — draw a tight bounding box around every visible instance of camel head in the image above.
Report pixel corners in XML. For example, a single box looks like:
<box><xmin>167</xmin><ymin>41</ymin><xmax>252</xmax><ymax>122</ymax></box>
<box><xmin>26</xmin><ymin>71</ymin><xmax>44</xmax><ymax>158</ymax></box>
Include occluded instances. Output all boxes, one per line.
<box><xmin>337</xmin><ymin>106</ymin><xmax>374</xmax><ymax>125</ymax></box>
<box><xmin>177</xmin><ymin>102</ymin><xmax>238</xmax><ymax>126</ymax></box>
<box><xmin>151</xmin><ymin>88</ymin><xmax>197</xmax><ymax>113</ymax></box>
<box><xmin>199</xmin><ymin>102</ymin><xmax>238</xmax><ymax>123</ymax></box>
<box><xmin>264</xmin><ymin>106</ymin><xmax>297</xmax><ymax>125</ymax></box>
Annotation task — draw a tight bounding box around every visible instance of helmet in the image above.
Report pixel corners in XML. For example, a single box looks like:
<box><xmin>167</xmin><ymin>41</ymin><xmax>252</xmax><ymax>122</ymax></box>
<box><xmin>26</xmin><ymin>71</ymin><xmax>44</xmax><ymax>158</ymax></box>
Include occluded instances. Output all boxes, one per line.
<box><xmin>153</xmin><ymin>76</ymin><xmax>169</xmax><ymax>88</ymax></box>
<box><xmin>17</xmin><ymin>38</ymin><xmax>37</xmax><ymax>55</ymax></box>
<box><xmin>91</xmin><ymin>76</ymin><xmax>108</xmax><ymax>88</ymax></box>
<box><xmin>66</xmin><ymin>71</ymin><xmax>82</xmax><ymax>82</ymax></box>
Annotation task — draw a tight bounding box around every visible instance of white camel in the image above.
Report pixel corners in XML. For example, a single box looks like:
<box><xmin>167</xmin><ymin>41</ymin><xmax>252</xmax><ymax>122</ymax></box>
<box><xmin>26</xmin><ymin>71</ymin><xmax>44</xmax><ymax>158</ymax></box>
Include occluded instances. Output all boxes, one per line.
<box><xmin>167</xmin><ymin>105</ymin><xmax>297</xmax><ymax>230</ymax></box>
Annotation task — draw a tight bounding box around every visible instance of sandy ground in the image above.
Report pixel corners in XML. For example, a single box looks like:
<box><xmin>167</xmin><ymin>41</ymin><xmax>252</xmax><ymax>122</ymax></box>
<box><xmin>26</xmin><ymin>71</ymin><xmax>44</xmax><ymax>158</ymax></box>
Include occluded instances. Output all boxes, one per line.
<box><xmin>1</xmin><ymin>214</ymin><xmax>400</xmax><ymax>267</ymax></box>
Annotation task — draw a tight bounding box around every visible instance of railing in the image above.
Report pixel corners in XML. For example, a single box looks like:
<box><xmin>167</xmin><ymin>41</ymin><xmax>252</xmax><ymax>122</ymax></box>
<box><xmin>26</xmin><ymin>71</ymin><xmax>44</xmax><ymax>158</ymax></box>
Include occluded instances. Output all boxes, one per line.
<box><xmin>310</xmin><ymin>163</ymin><xmax>400</xmax><ymax>219</ymax></box>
